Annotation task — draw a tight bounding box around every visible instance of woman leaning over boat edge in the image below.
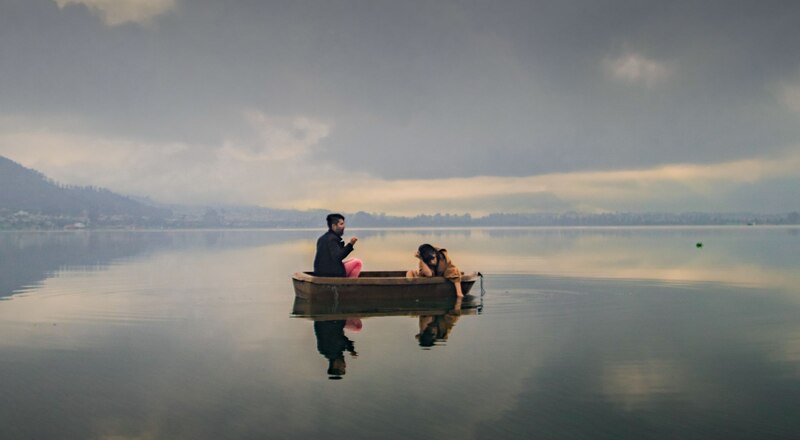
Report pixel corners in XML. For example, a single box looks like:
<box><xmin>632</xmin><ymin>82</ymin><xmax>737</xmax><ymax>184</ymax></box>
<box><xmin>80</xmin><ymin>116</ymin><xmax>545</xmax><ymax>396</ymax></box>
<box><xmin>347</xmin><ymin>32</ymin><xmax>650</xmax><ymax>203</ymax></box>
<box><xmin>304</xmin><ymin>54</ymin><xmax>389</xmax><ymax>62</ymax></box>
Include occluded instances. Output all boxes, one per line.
<box><xmin>406</xmin><ymin>243</ymin><xmax>464</xmax><ymax>298</ymax></box>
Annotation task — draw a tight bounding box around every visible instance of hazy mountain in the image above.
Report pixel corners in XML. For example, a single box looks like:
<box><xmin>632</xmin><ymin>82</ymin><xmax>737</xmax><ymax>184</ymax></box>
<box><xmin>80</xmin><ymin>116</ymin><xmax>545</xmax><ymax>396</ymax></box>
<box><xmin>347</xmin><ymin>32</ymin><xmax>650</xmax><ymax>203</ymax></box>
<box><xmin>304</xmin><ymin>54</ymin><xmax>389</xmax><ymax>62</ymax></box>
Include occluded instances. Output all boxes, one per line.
<box><xmin>2</xmin><ymin>155</ymin><xmax>797</xmax><ymax>229</ymax></box>
<box><xmin>0</xmin><ymin>155</ymin><xmax>170</xmax><ymax>222</ymax></box>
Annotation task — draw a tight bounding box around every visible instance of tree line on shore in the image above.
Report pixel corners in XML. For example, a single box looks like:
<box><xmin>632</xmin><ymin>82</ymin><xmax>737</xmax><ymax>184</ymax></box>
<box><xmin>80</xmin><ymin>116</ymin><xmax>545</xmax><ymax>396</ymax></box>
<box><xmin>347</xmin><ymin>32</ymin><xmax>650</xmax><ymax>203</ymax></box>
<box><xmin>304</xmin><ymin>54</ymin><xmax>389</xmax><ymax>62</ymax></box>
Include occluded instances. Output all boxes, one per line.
<box><xmin>2</xmin><ymin>155</ymin><xmax>798</xmax><ymax>230</ymax></box>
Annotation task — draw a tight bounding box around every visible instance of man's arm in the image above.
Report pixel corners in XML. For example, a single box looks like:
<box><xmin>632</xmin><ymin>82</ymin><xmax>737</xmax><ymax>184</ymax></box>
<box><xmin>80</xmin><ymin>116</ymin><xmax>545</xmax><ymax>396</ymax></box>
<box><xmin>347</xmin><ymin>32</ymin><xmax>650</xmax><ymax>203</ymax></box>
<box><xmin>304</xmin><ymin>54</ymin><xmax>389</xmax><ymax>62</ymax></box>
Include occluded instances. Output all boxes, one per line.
<box><xmin>327</xmin><ymin>235</ymin><xmax>354</xmax><ymax>262</ymax></box>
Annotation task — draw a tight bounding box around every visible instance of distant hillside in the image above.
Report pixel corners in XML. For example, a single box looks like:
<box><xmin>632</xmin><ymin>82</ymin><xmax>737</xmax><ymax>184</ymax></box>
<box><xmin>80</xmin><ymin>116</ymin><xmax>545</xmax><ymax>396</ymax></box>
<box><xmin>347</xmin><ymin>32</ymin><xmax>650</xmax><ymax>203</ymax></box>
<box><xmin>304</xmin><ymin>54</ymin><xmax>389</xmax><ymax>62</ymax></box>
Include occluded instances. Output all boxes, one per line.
<box><xmin>2</xmin><ymin>155</ymin><xmax>797</xmax><ymax>230</ymax></box>
<box><xmin>0</xmin><ymin>156</ymin><xmax>170</xmax><ymax>223</ymax></box>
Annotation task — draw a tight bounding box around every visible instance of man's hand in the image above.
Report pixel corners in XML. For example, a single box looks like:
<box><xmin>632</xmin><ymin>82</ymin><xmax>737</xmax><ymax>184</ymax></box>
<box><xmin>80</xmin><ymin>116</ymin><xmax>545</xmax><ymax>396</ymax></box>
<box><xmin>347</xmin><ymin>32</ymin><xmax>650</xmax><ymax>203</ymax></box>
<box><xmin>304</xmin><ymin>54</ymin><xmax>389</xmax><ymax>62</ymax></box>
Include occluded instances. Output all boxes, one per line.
<box><xmin>349</xmin><ymin>237</ymin><xmax>358</xmax><ymax>246</ymax></box>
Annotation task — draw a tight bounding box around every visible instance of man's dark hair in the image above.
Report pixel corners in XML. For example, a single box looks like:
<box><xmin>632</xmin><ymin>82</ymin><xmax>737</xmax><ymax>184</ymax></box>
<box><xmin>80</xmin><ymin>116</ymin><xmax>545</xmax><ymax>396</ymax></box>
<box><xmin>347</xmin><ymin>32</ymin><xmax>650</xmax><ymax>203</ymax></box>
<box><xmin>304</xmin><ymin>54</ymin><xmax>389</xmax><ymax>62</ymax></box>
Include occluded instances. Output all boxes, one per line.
<box><xmin>326</xmin><ymin>213</ymin><xmax>345</xmax><ymax>228</ymax></box>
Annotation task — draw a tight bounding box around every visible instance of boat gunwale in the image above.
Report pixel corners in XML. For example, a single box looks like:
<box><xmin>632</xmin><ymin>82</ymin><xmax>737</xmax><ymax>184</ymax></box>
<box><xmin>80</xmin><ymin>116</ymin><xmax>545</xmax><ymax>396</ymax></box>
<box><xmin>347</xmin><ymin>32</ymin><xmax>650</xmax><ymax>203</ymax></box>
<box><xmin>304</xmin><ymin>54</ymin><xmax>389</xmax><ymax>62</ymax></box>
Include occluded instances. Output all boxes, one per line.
<box><xmin>292</xmin><ymin>271</ymin><xmax>479</xmax><ymax>286</ymax></box>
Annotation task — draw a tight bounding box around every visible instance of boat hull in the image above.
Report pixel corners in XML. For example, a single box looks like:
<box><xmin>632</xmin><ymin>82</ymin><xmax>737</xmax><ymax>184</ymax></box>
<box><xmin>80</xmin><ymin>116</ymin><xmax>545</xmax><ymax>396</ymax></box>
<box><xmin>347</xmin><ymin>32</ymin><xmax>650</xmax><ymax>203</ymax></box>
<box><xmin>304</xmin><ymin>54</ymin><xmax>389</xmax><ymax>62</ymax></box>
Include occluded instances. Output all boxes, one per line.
<box><xmin>292</xmin><ymin>271</ymin><xmax>479</xmax><ymax>300</ymax></box>
<box><xmin>291</xmin><ymin>295</ymin><xmax>481</xmax><ymax>320</ymax></box>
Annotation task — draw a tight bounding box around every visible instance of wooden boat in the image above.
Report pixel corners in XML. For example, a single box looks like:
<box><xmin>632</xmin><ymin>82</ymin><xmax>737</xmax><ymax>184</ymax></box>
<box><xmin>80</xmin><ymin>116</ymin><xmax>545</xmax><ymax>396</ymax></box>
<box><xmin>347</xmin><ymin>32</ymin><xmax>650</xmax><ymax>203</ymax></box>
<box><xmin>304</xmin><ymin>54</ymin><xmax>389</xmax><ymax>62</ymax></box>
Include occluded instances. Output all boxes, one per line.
<box><xmin>291</xmin><ymin>270</ymin><xmax>480</xmax><ymax>300</ymax></box>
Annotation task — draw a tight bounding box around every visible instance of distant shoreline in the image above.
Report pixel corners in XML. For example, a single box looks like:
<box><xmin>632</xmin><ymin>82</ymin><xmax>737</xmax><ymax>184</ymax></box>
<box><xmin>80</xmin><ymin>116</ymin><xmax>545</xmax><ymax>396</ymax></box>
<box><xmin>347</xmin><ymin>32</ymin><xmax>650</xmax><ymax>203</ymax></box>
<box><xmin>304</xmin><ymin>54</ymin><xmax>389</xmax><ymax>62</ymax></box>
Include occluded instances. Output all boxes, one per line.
<box><xmin>2</xmin><ymin>224</ymin><xmax>798</xmax><ymax>233</ymax></box>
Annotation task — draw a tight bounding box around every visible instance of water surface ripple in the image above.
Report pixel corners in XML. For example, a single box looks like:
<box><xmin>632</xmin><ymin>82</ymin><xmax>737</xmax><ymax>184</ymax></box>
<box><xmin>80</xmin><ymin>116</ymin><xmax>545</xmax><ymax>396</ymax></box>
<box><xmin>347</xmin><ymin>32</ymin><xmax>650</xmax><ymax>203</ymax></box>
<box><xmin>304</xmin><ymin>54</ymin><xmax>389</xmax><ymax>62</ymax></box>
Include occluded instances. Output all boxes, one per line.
<box><xmin>1</xmin><ymin>228</ymin><xmax>798</xmax><ymax>439</ymax></box>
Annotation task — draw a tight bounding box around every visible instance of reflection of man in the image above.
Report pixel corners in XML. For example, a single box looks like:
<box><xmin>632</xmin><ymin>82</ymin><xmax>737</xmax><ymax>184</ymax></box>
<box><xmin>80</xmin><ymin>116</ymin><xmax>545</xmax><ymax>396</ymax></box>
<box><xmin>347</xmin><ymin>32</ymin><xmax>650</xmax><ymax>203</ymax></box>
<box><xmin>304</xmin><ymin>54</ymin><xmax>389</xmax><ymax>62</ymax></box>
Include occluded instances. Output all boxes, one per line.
<box><xmin>313</xmin><ymin>213</ymin><xmax>362</xmax><ymax>277</ymax></box>
<box><xmin>314</xmin><ymin>320</ymin><xmax>357</xmax><ymax>379</ymax></box>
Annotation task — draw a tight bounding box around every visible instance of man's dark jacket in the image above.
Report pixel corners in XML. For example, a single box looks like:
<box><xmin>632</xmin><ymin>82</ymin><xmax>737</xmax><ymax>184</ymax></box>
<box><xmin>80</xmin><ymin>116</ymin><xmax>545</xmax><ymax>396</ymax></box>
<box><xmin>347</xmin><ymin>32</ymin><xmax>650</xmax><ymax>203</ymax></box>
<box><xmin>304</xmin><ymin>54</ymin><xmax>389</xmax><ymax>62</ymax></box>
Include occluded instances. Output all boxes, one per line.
<box><xmin>313</xmin><ymin>230</ymin><xmax>354</xmax><ymax>276</ymax></box>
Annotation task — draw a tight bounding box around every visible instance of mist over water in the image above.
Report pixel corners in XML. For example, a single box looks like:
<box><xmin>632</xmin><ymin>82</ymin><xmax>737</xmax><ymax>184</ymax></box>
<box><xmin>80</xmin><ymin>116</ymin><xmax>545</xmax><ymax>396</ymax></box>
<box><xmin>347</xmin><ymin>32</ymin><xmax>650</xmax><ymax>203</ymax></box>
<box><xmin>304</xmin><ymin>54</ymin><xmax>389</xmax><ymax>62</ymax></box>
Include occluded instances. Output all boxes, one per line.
<box><xmin>1</xmin><ymin>227</ymin><xmax>799</xmax><ymax>439</ymax></box>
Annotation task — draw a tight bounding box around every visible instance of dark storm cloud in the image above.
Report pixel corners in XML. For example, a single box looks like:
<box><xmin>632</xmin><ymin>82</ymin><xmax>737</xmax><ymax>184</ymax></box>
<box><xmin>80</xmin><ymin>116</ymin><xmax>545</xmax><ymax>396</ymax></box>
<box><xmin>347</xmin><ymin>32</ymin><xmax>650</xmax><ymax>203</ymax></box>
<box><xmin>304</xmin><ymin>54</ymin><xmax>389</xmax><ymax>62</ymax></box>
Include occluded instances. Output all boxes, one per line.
<box><xmin>2</xmin><ymin>0</ymin><xmax>800</xmax><ymax>182</ymax></box>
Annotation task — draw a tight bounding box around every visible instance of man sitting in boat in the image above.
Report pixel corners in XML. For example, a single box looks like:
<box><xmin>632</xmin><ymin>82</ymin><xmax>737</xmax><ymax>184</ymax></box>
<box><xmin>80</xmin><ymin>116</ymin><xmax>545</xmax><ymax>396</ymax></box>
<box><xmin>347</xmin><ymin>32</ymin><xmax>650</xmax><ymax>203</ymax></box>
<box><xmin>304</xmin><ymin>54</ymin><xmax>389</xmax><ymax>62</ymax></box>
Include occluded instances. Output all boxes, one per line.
<box><xmin>406</xmin><ymin>243</ymin><xmax>463</xmax><ymax>298</ymax></box>
<box><xmin>313</xmin><ymin>213</ymin><xmax>362</xmax><ymax>278</ymax></box>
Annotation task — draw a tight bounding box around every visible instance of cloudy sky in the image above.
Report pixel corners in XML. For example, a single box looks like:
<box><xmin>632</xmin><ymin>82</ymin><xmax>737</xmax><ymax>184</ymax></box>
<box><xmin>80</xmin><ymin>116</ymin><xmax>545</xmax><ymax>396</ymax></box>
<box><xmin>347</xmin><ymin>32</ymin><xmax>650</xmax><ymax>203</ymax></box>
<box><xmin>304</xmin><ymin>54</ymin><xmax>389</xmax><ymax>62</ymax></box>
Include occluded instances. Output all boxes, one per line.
<box><xmin>1</xmin><ymin>0</ymin><xmax>799</xmax><ymax>215</ymax></box>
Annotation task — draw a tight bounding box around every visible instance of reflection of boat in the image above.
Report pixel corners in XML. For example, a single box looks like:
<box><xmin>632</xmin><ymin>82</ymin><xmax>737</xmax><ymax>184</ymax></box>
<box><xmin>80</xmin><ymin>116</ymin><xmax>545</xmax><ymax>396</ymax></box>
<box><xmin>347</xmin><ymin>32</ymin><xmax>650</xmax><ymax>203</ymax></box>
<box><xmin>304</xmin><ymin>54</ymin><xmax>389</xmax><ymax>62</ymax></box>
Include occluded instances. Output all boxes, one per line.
<box><xmin>291</xmin><ymin>295</ymin><xmax>482</xmax><ymax>320</ymax></box>
<box><xmin>292</xmin><ymin>271</ymin><xmax>480</xmax><ymax>300</ymax></box>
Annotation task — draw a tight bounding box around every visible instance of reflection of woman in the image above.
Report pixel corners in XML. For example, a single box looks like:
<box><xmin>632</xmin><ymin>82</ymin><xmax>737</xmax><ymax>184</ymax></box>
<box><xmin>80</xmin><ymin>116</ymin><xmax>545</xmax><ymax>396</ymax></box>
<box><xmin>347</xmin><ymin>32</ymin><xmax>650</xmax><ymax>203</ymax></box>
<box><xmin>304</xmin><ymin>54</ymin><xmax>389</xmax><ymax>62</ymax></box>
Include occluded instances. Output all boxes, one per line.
<box><xmin>406</xmin><ymin>244</ymin><xmax>463</xmax><ymax>297</ymax></box>
<box><xmin>314</xmin><ymin>320</ymin><xmax>358</xmax><ymax>378</ymax></box>
<box><xmin>416</xmin><ymin>311</ymin><xmax>461</xmax><ymax>347</ymax></box>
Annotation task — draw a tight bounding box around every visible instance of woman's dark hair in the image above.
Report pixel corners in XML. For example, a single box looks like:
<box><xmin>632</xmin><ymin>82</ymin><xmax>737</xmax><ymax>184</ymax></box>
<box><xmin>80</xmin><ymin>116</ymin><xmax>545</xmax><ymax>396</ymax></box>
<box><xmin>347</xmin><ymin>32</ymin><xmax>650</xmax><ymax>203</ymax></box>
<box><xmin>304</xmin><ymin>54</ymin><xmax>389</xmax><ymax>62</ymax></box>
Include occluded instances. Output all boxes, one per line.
<box><xmin>418</xmin><ymin>319</ymin><xmax>443</xmax><ymax>347</ymax></box>
<box><xmin>326</xmin><ymin>213</ymin><xmax>345</xmax><ymax>228</ymax></box>
<box><xmin>418</xmin><ymin>243</ymin><xmax>438</xmax><ymax>265</ymax></box>
<box><xmin>418</xmin><ymin>327</ymin><xmax>436</xmax><ymax>347</ymax></box>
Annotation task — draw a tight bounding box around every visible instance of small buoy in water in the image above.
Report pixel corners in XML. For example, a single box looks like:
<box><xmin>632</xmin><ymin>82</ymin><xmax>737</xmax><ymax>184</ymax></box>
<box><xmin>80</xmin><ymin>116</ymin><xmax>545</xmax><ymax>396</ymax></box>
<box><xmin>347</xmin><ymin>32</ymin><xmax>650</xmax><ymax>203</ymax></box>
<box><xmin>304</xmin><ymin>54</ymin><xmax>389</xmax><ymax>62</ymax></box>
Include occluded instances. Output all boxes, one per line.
<box><xmin>696</xmin><ymin>242</ymin><xmax>703</xmax><ymax>248</ymax></box>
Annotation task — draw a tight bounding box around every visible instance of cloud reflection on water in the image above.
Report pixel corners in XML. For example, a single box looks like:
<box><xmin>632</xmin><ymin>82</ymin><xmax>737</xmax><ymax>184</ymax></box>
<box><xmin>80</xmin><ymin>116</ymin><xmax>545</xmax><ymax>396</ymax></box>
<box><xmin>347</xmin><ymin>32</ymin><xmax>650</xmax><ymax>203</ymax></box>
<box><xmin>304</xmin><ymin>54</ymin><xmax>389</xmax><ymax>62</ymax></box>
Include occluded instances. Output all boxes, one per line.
<box><xmin>0</xmin><ymin>228</ymin><xmax>799</xmax><ymax>438</ymax></box>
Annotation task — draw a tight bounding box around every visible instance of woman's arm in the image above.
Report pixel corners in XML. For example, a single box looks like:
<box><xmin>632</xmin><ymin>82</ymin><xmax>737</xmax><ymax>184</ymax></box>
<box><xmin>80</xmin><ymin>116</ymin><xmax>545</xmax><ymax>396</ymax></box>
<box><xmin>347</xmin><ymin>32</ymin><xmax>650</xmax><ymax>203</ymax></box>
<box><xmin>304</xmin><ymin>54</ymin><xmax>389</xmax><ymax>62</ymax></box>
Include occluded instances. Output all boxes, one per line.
<box><xmin>440</xmin><ymin>252</ymin><xmax>463</xmax><ymax>297</ymax></box>
<box><xmin>417</xmin><ymin>258</ymin><xmax>434</xmax><ymax>277</ymax></box>
<box><xmin>453</xmin><ymin>279</ymin><xmax>463</xmax><ymax>298</ymax></box>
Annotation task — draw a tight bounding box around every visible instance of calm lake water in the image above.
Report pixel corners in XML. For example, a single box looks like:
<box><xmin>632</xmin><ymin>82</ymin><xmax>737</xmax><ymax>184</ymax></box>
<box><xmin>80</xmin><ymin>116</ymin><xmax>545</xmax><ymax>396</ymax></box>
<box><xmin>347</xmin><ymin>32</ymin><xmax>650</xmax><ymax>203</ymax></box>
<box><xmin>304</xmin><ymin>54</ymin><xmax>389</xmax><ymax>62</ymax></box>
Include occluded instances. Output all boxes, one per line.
<box><xmin>1</xmin><ymin>227</ymin><xmax>799</xmax><ymax>439</ymax></box>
